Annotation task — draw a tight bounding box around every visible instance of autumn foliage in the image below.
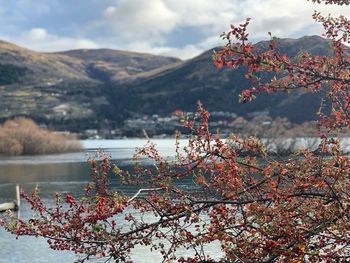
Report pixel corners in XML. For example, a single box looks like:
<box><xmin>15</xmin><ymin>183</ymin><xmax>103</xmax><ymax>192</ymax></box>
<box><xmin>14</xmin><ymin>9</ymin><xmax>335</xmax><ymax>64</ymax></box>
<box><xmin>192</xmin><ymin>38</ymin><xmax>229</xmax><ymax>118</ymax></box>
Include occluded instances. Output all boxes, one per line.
<box><xmin>3</xmin><ymin>0</ymin><xmax>350</xmax><ymax>262</ymax></box>
<box><xmin>0</xmin><ymin>117</ymin><xmax>82</xmax><ymax>155</ymax></box>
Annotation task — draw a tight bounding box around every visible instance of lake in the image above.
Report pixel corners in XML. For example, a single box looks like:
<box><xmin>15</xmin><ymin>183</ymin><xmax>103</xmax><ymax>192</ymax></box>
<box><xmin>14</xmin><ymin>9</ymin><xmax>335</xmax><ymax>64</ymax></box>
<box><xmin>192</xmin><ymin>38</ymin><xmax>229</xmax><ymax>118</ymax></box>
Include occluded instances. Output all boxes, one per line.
<box><xmin>0</xmin><ymin>139</ymin><xmax>222</xmax><ymax>262</ymax></box>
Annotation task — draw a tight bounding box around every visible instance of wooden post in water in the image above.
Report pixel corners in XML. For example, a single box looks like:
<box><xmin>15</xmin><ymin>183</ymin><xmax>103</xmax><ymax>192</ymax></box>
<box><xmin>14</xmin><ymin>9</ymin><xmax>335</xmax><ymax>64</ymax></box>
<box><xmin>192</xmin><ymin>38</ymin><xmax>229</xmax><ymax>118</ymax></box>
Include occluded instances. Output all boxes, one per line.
<box><xmin>16</xmin><ymin>184</ymin><xmax>20</xmax><ymax>208</ymax></box>
<box><xmin>16</xmin><ymin>184</ymin><xmax>20</xmax><ymax>219</ymax></box>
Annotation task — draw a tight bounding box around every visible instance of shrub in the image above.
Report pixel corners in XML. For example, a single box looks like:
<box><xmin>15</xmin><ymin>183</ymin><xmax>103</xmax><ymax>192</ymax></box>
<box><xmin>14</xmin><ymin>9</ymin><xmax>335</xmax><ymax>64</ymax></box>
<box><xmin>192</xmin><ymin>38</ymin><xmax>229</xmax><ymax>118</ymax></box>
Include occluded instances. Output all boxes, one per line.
<box><xmin>0</xmin><ymin>117</ymin><xmax>82</xmax><ymax>155</ymax></box>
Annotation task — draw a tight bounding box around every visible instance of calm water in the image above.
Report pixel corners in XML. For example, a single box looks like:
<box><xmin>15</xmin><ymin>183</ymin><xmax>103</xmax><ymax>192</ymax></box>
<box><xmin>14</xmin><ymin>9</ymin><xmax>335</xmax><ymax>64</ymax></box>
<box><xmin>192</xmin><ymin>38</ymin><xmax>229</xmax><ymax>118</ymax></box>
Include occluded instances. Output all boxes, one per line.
<box><xmin>0</xmin><ymin>139</ymin><xmax>222</xmax><ymax>263</ymax></box>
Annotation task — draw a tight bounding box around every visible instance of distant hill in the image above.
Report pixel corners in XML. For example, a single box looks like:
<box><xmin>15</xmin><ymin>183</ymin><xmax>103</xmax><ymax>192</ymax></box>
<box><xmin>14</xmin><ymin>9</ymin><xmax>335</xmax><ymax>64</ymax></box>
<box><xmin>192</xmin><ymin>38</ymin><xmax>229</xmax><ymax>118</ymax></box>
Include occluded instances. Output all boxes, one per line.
<box><xmin>113</xmin><ymin>35</ymin><xmax>334</xmax><ymax>123</ymax></box>
<box><xmin>0</xmin><ymin>40</ymin><xmax>180</xmax><ymax>131</ymax></box>
<box><xmin>0</xmin><ymin>36</ymin><xmax>338</xmax><ymax>132</ymax></box>
<box><xmin>55</xmin><ymin>49</ymin><xmax>180</xmax><ymax>82</ymax></box>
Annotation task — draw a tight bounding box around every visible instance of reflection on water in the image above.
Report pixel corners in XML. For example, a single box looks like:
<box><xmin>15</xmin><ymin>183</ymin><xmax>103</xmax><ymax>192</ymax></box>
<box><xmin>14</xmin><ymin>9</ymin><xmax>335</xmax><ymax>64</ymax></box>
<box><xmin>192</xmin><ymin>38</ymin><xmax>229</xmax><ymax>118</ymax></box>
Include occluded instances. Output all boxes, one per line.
<box><xmin>0</xmin><ymin>139</ymin><xmax>188</xmax><ymax>165</ymax></box>
<box><xmin>0</xmin><ymin>139</ymin><xmax>186</xmax><ymax>195</ymax></box>
<box><xmin>0</xmin><ymin>162</ymin><xmax>90</xmax><ymax>185</ymax></box>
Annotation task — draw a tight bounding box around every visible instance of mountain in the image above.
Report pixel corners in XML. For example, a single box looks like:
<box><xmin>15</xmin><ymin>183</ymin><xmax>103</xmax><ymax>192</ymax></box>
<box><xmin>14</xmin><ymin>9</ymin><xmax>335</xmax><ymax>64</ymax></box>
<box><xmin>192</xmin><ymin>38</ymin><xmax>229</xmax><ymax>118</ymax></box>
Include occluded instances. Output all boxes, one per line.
<box><xmin>55</xmin><ymin>49</ymin><xmax>181</xmax><ymax>82</ymax></box>
<box><xmin>113</xmin><ymin>35</ymin><xmax>333</xmax><ymax>123</ymax></box>
<box><xmin>0</xmin><ymin>36</ymin><xmax>338</xmax><ymax>132</ymax></box>
<box><xmin>0</xmin><ymin>40</ymin><xmax>180</xmax><ymax>130</ymax></box>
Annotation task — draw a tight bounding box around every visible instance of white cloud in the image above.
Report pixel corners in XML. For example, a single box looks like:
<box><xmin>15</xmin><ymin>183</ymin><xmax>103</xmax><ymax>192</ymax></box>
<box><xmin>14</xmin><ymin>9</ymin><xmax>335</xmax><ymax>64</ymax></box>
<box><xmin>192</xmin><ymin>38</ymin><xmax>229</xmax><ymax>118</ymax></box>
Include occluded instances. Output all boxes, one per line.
<box><xmin>103</xmin><ymin>0</ymin><xmax>178</xmax><ymax>43</ymax></box>
<box><xmin>164</xmin><ymin>0</ymin><xmax>238</xmax><ymax>33</ymax></box>
<box><xmin>94</xmin><ymin>0</ymin><xmax>350</xmax><ymax>59</ymax></box>
<box><xmin>17</xmin><ymin>28</ymin><xmax>99</xmax><ymax>52</ymax></box>
<box><xmin>93</xmin><ymin>0</ymin><xmax>239</xmax><ymax>58</ymax></box>
<box><xmin>24</xmin><ymin>28</ymin><xmax>48</xmax><ymax>41</ymax></box>
<box><xmin>119</xmin><ymin>41</ymin><xmax>204</xmax><ymax>59</ymax></box>
<box><xmin>3</xmin><ymin>0</ymin><xmax>350</xmax><ymax>59</ymax></box>
<box><xmin>155</xmin><ymin>45</ymin><xmax>204</xmax><ymax>59</ymax></box>
<box><xmin>224</xmin><ymin>0</ymin><xmax>350</xmax><ymax>40</ymax></box>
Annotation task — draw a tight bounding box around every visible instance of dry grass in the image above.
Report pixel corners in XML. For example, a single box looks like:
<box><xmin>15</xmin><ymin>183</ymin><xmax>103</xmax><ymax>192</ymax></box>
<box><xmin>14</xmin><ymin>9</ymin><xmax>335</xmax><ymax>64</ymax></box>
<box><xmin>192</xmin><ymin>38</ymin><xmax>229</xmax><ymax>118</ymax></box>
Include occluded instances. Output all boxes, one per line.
<box><xmin>0</xmin><ymin>117</ymin><xmax>82</xmax><ymax>156</ymax></box>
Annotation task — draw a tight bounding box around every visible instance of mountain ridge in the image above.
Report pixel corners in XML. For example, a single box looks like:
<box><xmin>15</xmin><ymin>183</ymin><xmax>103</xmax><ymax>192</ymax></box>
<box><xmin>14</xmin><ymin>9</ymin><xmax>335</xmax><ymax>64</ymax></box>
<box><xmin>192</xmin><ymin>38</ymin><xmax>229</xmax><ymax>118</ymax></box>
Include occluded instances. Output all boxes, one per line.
<box><xmin>113</xmin><ymin>35</ymin><xmax>332</xmax><ymax>124</ymax></box>
<box><xmin>0</xmin><ymin>35</ymin><xmax>336</xmax><ymax>132</ymax></box>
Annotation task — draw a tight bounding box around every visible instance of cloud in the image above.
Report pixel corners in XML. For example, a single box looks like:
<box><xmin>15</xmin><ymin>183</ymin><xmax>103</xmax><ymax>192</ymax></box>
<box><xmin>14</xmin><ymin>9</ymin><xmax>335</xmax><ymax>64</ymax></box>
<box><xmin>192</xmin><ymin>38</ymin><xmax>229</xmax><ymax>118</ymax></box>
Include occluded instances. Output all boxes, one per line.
<box><xmin>231</xmin><ymin>0</ymin><xmax>350</xmax><ymax>39</ymax></box>
<box><xmin>99</xmin><ymin>0</ymin><xmax>238</xmax><ymax>43</ymax></box>
<box><xmin>119</xmin><ymin>41</ymin><xmax>204</xmax><ymax>59</ymax></box>
<box><xmin>92</xmin><ymin>0</ymin><xmax>239</xmax><ymax>58</ymax></box>
<box><xmin>164</xmin><ymin>0</ymin><xmax>238</xmax><ymax>33</ymax></box>
<box><xmin>2</xmin><ymin>0</ymin><xmax>350</xmax><ymax>59</ymax></box>
<box><xmin>24</xmin><ymin>28</ymin><xmax>48</xmax><ymax>41</ymax></box>
<box><xmin>103</xmin><ymin>0</ymin><xmax>178</xmax><ymax>43</ymax></box>
<box><xmin>93</xmin><ymin>0</ymin><xmax>350</xmax><ymax>59</ymax></box>
<box><xmin>17</xmin><ymin>28</ymin><xmax>99</xmax><ymax>52</ymax></box>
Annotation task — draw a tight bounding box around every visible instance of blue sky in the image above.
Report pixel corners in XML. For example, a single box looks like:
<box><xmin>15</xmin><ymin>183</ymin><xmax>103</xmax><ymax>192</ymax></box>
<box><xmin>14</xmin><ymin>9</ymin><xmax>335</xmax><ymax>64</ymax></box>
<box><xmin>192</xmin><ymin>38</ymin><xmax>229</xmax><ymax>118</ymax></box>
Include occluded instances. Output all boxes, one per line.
<box><xmin>0</xmin><ymin>0</ymin><xmax>349</xmax><ymax>59</ymax></box>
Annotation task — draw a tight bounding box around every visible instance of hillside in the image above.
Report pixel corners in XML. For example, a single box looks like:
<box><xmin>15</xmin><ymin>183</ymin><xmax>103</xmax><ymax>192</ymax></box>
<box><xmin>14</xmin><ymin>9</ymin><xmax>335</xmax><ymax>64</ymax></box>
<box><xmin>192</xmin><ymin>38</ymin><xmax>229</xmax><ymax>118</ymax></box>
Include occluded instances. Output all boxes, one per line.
<box><xmin>113</xmin><ymin>35</ymin><xmax>333</xmax><ymax>123</ymax></box>
<box><xmin>0</xmin><ymin>41</ymin><xmax>180</xmax><ymax>131</ymax></box>
<box><xmin>56</xmin><ymin>49</ymin><xmax>180</xmax><ymax>83</ymax></box>
<box><xmin>0</xmin><ymin>35</ymin><xmax>339</xmax><ymax>133</ymax></box>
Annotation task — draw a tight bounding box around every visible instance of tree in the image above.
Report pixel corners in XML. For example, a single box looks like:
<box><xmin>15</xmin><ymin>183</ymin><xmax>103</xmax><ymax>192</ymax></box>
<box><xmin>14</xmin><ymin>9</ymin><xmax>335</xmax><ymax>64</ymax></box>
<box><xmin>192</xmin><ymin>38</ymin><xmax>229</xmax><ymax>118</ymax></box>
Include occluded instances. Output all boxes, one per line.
<box><xmin>2</xmin><ymin>0</ymin><xmax>350</xmax><ymax>262</ymax></box>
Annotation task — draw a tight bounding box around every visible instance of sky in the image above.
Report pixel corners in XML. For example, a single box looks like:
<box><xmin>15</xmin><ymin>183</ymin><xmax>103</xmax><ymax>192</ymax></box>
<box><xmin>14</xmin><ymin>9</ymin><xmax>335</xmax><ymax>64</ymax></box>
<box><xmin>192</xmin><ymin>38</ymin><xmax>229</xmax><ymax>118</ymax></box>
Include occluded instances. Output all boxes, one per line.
<box><xmin>0</xmin><ymin>0</ymin><xmax>350</xmax><ymax>59</ymax></box>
